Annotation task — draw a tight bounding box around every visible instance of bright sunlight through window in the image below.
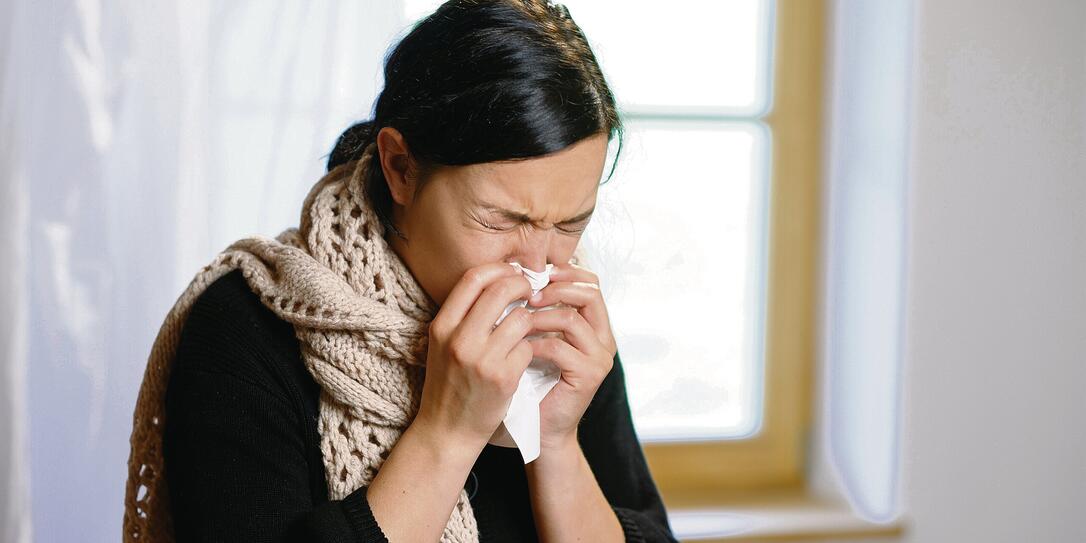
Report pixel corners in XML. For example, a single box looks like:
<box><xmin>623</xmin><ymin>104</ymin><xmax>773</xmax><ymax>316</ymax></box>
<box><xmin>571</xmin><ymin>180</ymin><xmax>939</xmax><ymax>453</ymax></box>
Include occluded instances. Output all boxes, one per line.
<box><xmin>404</xmin><ymin>0</ymin><xmax>776</xmax><ymax>443</ymax></box>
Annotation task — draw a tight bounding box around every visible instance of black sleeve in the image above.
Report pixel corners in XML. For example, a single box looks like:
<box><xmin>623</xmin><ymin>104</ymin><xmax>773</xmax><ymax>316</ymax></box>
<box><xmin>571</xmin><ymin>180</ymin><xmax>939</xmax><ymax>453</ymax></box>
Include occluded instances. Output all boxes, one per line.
<box><xmin>162</xmin><ymin>273</ymin><xmax>389</xmax><ymax>543</ymax></box>
<box><xmin>577</xmin><ymin>351</ymin><xmax>680</xmax><ymax>543</ymax></box>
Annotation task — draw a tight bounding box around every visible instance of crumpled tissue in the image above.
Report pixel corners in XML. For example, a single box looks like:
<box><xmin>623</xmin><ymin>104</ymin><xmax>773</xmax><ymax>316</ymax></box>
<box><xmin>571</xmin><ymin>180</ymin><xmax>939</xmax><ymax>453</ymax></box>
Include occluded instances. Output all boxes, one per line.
<box><xmin>489</xmin><ymin>262</ymin><xmax>563</xmax><ymax>463</ymax></box>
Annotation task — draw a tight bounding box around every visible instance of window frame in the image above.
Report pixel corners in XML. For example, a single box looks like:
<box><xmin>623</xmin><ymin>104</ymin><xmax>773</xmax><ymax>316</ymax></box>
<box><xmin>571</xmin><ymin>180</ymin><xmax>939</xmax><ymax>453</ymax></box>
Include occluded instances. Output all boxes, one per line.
<box><xmin>635</xmin><ymin>0</ymin><xmax>828</xmax><ymax>501</ymax></box>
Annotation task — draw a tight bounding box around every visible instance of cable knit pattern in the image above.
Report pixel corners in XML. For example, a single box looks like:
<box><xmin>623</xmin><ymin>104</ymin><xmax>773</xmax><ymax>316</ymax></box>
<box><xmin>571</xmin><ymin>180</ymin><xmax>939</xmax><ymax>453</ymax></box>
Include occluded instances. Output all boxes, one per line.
<box><xmin>122</xmin><ymin>141</ymin><xmax>585</xmax><ymax>542</ymax></box>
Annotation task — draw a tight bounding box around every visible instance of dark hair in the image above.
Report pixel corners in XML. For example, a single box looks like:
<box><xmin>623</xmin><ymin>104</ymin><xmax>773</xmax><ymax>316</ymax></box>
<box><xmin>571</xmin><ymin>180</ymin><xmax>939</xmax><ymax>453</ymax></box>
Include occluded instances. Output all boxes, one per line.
<box><xmin>324</xmin><ymin>0</ymin><xmax>624</xmax><ymax>234</ymax></box>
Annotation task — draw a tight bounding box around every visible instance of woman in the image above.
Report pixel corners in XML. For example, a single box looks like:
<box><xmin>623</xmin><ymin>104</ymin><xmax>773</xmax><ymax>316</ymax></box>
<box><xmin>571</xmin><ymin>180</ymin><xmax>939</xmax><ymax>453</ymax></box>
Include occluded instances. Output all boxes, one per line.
<box><xmin>123</xmin><ymin>1</ymin><xmax>677</xmax><ymax>541</ymax></box>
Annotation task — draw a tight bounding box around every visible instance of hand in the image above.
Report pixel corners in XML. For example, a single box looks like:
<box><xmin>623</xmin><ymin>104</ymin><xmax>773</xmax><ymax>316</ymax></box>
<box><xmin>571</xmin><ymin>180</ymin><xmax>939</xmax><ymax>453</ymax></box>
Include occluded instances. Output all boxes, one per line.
<box><xmin>412</xmin><ymin>262</ymin><xmax>538</xmax><ymax>451</ymax></box>
<box><xmin>525</xmin><ymin>261</ymin><xmax>618</xmax><ymax>452</ymax></box>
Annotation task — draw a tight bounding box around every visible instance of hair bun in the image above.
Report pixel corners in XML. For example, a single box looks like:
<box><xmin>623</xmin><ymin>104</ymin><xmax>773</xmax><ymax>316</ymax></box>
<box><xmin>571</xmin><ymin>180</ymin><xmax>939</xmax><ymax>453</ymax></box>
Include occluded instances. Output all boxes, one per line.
<box><xmin>327</xmin><ymin>120</ymin><xmax>376</xmax><ymax>172</ymax></box>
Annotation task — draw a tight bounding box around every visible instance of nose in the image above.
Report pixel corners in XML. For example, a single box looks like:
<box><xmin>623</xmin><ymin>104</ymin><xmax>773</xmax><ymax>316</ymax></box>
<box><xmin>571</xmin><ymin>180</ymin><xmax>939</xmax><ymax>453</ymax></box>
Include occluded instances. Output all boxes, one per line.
<box><xmin>507</xmin><ymin>228</ymin><xmax>554</xmax><ymax>273</ymax></box>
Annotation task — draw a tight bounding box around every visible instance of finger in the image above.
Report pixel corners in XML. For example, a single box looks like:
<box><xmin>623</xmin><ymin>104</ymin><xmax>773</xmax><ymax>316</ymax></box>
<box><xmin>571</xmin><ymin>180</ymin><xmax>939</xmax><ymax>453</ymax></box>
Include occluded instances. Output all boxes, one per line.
<box><xmin>507</xmin><ymin>337</ymin><xmax>535</xmax><ymax>375</ymax></box>
<box><xmin>436</xmin><ymin>262</ymin><xmax>522</xmax><ymax>330</ymax></box>
<box><xmin>459</xmin><ymin>273</ymin><xmax>534</xmax><ymax>341</ymax></box>
<box><xmin>528</xmin><ymin>307</ymin><xmax>602</xmax><ymax>357</ymax></box>
<box><xmin>528</xmin><ymin>336</ymin><xmax>588</xmax><ymax>376</ymax></box>
<box><xmin>526</xmin><ymin>282</ymin><xmax>611</xmax><ymax>345</ymax></box>
<box><xmin>489</xmin><ymin>305</ymin><xmax>536</xmax><ymax>363</ymax></box>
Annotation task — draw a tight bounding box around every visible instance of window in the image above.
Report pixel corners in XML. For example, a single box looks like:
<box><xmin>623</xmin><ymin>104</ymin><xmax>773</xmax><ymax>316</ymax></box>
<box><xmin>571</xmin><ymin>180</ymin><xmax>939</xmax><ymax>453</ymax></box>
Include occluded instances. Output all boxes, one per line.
<box><xmin>405</xmin><ymin>0</ymin><xmax>827</xmax><ymax>500</ymax></box>
<box><xmin>562</xmin><ymin>0</ymin><xmax>825</xmax><ymax>499</ymax></box>
<box><xmin>556</xmin><ymin>0</ymin><xmax>775</xmax><ymax>445</ymax></box>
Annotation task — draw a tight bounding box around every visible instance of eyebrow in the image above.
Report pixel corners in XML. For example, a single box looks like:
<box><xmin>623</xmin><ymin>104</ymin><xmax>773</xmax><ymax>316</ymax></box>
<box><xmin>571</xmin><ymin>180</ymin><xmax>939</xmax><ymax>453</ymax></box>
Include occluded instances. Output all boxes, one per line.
<box><xmin>477</xmin><ymin>201</ymin><xmax>595</xmax><ymax>225</ymax></box>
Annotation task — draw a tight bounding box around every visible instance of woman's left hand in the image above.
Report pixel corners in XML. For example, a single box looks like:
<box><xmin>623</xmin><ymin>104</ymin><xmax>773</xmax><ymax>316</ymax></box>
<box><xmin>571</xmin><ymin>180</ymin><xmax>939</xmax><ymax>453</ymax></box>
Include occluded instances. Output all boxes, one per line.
<box><xmin>526</xmin><ymin>261</ymin><xmax>618</xmax><ymax>452</ymax></box>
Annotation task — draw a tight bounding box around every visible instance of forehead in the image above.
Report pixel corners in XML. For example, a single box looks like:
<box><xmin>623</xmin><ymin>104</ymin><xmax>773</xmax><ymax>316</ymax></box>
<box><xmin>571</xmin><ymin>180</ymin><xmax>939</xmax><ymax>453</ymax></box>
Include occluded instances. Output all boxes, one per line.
<box><xmin>451</xmin><ymin>134</ymin><xmax>608</xmax><ymax>215</ymax></box>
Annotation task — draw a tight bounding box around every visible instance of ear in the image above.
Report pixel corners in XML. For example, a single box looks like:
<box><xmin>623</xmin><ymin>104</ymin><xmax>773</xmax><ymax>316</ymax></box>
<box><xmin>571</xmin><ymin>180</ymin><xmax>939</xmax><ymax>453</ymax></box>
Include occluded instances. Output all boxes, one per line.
<box><xmin>375</xmin><ymin>126</ymin><xmax>418</xmax><ymax>206</ymax></box>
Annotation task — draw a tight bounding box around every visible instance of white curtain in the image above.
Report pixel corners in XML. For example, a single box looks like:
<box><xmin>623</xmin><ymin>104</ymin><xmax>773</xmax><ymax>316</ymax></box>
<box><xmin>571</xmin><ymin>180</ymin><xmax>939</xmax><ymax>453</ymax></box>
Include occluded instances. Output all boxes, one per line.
<box><xmin>807</xmin><ymin>0</ymin><xmax>912</xmax><ymax>524</ymax></box>
<box><xmin>2</xmin><ymin>2</ymin><xmax>31</xmax><ymax>541</ymax></box>
<box><xmin>2</xmin><ymin>1</ymin><xmax>413</xmax><ymax>540</ymax></box>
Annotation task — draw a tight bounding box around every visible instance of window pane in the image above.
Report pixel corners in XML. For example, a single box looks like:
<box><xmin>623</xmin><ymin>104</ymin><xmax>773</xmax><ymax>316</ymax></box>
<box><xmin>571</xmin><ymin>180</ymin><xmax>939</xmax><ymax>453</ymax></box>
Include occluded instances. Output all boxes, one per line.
<box><xmin>583</xmin><ymin>120</ymin><xmax>771</xmax><ymax>441</ymax></box>
<box><xmin>404</xmin><ymin>0</ymin><xmax>775</xmax><ymax>115</ymax></box>
<box><xmin>562</xmin><ymin>0</ymin><xmax>772</xmax><ymax>114</ymax></box>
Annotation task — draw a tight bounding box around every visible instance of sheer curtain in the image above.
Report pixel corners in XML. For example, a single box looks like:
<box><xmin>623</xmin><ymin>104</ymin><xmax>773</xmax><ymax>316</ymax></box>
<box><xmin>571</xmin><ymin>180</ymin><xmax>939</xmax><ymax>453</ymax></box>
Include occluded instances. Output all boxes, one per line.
<box><xmin>808</xmin><ymin>0</ymin><xmax>912</xmax><ymax>524</ymax></box>
<box><xmin>3</xmin><ymin>1</ymin><xmax>413</xmax><ymax>540</ymax></box>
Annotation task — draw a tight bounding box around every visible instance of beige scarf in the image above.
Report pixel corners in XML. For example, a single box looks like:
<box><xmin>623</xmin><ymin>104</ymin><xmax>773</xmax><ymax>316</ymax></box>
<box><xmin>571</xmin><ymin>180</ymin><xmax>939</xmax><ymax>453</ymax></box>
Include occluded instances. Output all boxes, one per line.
<box><xmin>123</xmin><ymin>141</ymin><xmax>582</xmax><ymax>541</ymax></box>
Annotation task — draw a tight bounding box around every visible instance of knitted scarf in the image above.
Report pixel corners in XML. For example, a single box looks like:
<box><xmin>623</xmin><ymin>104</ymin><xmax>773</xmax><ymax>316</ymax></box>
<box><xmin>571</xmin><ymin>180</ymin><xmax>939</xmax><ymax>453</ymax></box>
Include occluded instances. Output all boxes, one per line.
<box><xmin>123</xmin><ymin>141</ymin><xmax>582</xmax><ymax>541</ymax></box>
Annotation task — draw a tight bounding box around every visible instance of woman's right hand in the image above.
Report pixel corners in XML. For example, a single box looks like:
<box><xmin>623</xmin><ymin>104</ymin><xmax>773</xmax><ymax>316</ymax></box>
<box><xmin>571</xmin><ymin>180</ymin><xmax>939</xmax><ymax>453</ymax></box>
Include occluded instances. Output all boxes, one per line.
<box><xmin>412</xmin><ymin>262</ymin><xmax>537</xmax><ymax>449</ymax></box>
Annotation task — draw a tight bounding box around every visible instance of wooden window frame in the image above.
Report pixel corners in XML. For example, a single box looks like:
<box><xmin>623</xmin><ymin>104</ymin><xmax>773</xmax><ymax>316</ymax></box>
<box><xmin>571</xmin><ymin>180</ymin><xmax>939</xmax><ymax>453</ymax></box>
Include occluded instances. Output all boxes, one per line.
<box><xmin>636</xmin><ymin>0</ymin><xmax>827</xmax><ymax>503</ymax></box>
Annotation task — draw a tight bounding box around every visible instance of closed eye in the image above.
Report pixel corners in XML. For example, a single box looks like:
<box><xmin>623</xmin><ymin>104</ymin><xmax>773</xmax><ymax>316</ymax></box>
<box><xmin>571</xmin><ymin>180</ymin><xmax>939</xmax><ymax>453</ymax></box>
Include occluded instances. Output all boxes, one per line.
<box><xmin>479</xmin><ymin>219</ymin><xmax>587</xmax><ymax>235</ymax></box>
<box><xmin>480</xmin><ymin>220</ymin><xmax>514</xmax><ymax>232</ymax></box>
<box><xmin>556</xmin><ymin>222</ymin><xmax>589</xmax><ymax>234</ymax></box>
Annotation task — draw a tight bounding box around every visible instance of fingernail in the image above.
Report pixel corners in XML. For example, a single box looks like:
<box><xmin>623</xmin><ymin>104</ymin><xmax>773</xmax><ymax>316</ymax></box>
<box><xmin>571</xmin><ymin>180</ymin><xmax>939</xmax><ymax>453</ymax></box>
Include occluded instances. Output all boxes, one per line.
<box><xmin>530</xmin><ymin>291</ymin><xmax>542</xmax><ymax>304</ymax></box>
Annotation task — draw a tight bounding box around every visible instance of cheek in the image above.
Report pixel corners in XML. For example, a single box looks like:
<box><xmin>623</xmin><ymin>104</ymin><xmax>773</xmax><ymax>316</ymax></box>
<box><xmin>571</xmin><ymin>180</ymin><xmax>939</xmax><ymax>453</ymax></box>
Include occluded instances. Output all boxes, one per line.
<box><xmin>422</xmin><ymin>224</ymin><xmax>511</xmax><ymax>302</ymax></box>
<box><xmin>455</xmin><ymin>231</ymin><xmax>512</xmax><ymax>267</ymax></box>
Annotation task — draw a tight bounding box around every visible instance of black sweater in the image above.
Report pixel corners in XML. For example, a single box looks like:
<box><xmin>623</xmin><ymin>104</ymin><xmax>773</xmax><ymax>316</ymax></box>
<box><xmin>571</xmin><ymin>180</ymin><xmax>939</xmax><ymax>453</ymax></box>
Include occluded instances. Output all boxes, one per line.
<box><xmin>163</xmin><ymin>268</ymin><xmax>678</xmax><ymax>542</ymax></box>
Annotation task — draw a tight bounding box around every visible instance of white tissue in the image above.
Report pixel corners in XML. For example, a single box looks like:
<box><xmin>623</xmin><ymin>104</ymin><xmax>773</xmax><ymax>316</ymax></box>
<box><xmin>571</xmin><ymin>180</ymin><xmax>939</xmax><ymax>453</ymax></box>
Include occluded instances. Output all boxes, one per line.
<box><xmin>489</xmin><ymin>262</ymin><xmax>562</xmax><ymax>463</ymax></box>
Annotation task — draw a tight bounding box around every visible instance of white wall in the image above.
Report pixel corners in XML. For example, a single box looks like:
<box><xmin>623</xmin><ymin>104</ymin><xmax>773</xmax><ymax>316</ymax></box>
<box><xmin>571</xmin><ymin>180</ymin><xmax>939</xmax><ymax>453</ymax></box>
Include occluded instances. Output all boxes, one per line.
<box><xmin>901</xmin><ymin>1</ymin><xmax>1086</xmax><ymax>541</ymax></box>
